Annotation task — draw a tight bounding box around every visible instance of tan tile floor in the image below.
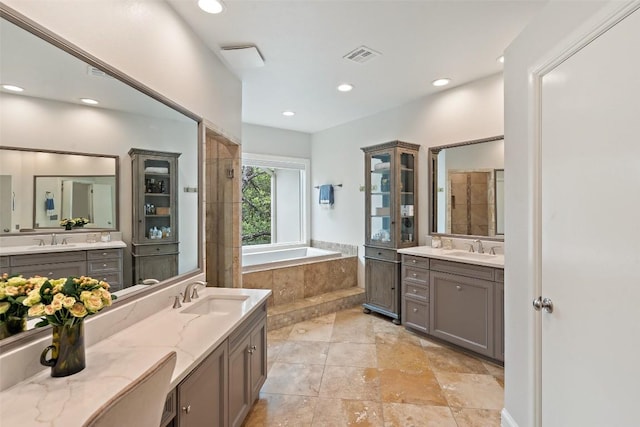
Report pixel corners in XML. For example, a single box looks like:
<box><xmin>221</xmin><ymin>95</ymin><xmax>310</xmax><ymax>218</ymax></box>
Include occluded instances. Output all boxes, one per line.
<box><xmin>243</xmin><ymin>307</ymin><xmax>504</xmax><ymax>426</ymax></box>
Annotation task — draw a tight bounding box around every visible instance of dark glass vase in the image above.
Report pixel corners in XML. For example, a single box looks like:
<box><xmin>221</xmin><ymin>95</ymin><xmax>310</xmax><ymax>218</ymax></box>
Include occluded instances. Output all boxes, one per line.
<box><xmin>0</xmin><ymin>316</ymin><xmax>26</xmax><ymax>340</ymax></box>
<box><xmin>40</xmin><ymin>321</ymin><xmax>86</xmax><ymax>377</ymax></box>
<box><xmin>64</xmin><ymin>223</ymin><xmax>73</xmax><ymax>230</ymax></box>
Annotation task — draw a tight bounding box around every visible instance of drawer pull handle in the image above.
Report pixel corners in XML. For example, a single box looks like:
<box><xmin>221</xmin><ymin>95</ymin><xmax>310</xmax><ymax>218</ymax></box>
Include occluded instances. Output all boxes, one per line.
<box><xmin>182</xmin><ymin>405</ymin><xmax>191</xmax><ymax>414</ymax></box>
<box><xmin>412</xmin><ymin>289</ymin><xmax>417</xmax><ymax>293</ymax></box>
<box><xmin>103</xmin><ymin>264</ymin><xmax>107</xmax><ymax>267</ymax></box>
<box><xmin>412</xmin><ymin>273</ymin><xmax>417</xmax><ymax>278</ymax></box>
<box><xmin>156</xmin><ymin>248</ymin><xmax>160</xmax><ymax>251</ymax></box>
<box><xmin>412</xmin><ymin>259</ymin><xmax>416</xmax><ymax>263</ymax></box>
<box><xmin>456</xmin><ymin>285</ymin><xmax>462</xmax><ymax>291</ymax></box>
<box><xmin>378</xmin><ymin>252</ymin><xmax>382</xmax><ymax>256</ymax></box>
<box><xmin>48</xmin><ymin>272</ymin><xmax>53</xmax><ymax>276</ymax></box>
<box><xmin>413</xmin><ymin>308</ymin><xmax>418</xmax><ymax>313</ymax></box>
<box><xmin>102</xmin><ymin>252</ymin><xmax>108</xmax><ymax>256</ymax></box>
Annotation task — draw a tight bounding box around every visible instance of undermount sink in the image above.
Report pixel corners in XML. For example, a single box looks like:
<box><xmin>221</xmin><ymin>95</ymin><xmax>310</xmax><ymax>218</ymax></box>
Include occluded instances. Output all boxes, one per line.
<box><xmin>27</xmin><ymin>244</ymin><xmax>77</xmax><ymax>250</ymax></box>
<box><xmin>446</xmin><ymin>250</ymin><xmax>497</xmax><ymax>260</ymax></box>
<box><xmin>181</xmin><ymin>295</ymin><xmax>250</xmax><ymax>316</ymax></box>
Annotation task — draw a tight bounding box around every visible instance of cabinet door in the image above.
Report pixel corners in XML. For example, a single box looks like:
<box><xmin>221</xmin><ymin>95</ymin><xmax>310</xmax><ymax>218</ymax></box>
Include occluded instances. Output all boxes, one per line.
<box><xmin>229</xmin><ymin>334</ymin><xmax>251</xmax><ymax>427</ymax></box>
<box><xmin>133</xmin><ymin>253</ymin><xmax>178</xmax><ymax>283</ymax></box>
<box><xmin>429</xmin><ymin>271</ymin><xmax>494</xmax><ymax>357</ymax></box>
<box><xmin>494</xmin><ymin>281</ymin><xmax>504</xmax><ymax>361</ymax></box>
<box><xmin>249</xmin><ymin>317</ymin><xmax>267</xmax><ymax>401</ymax></box>
<box><xmin>365</xmin><ymin>258</ymin><xmax>398</xmax><ymax>314</ymax></box>
<box><xmin>366</xmin><ymin>149</ymin><xmax>394</xmax><ymax>247</ymax></box>
<box><xmin>177</xmin><ymin>342</ymin><xmax>228</xmax><ymax>427</ymax></box>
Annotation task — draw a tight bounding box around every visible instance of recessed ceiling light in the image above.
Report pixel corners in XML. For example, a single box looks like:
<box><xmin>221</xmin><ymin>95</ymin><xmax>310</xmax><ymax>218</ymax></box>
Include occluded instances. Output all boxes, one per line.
<box><xmin>432</xmin><ymin>78</ymin><xmax>451</xmax><ymax>87</ymax></box>
<box><xmin>282</xmin><ymin>111</ymin><xmax>295</xmax><ymax>117</ymax></box>
<box><xmin>198</xmin><ymin>0</ymin><xmax>225</xmax><ymax>14</ymax></box>
<box><xmin>497</xmin><ymin>55</ymin><xmax>505</xmax><ymax>64</ymax></box>
<box><xmin>2</xmin><ymin>84</ymin><xmax>24</xmax><ymax>92</ymax></box>
<box><xmin>80</xmin><ymin>98</ymin><xmax>99</xmax><ymax>105</ymax></box>
<box><xmin>337</xmin><ymin>83</ymin><xmax>354</xmax><ymax>92</ymax></box>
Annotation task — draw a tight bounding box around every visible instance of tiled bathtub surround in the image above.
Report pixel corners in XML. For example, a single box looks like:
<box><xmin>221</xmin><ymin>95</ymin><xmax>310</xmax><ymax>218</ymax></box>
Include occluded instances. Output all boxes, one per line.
<box><xmin>244</xmin><ymin>307</ymin><xmax>504</xmax><ymax>426</ymax></box>
<box><xmin>242</xmin><ymin>256</ymin><xmax>364</xmax><ymax>329</ymax></box>
<box><xmin>310</xmin><ymin>240</ymin><xmax>359</xmax><ymax>256</ymax></box>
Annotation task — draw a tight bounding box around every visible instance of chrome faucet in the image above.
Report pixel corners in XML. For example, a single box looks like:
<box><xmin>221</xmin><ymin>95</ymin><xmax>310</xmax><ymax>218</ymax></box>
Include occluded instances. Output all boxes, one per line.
<box><xmin>50</xmin><ymin>233</ymin><xmax>58</xmax><ymax>245</ymax></box>
<box><xmin>182</xmin><ymin>281</ymin><xmax>207</xmax><ymax>303</ymax></box>
<box><xmin>473</xmin><ymin>239</ymin><xmax>484</xmax><ymax>254</ymax></box>
<box><xmin>33</xmin><ymin>238</ymin><xmax>45</xmax><ymax>246</ymax></box>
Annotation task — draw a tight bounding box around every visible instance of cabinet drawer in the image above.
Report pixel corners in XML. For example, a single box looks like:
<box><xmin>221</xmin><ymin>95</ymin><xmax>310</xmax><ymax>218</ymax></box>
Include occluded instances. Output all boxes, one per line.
<box><xmin>88</xmin><ymin>259</ymin><xmax>122</xmax><ymax>273</ymax></box>
<box><xmin>87</xmin><ymin>248</ymin><xmax>122</xmax><ymax>260</ymax></box>
<box><xmin>403</xmin><ymin>281</ymin><xmax>429</xmax><ymax>301</ymax></box>
<box><xmin>134</xmin><ymin>243</ymin><xmax>179</xmax><ymax>256</ymax></box>
<box><xmin>429</xmin><ymin>258</ymin><xmax>495</xmax><ymax>281</ymax></box>
<box><xmin>364</xmin><ymin>246</ymin><xmax>399</xmax><ymax>262</ymax></box>
<box><xmin>93</xmin><ymin>272</ymin><xmax>121</xmax><ymax>286</ymax></box>
<box><xmin>403</xmin><ymin>299</ymin><xmax>429</xmax><ymax>333</ymax></box>
<box><xmin>11</xmin><ymin>251</ymin><xmax>86</xmax><ymax>267</ymax></box>
<box><xmin>495</xmin><ymin>269</ymin><xmax>504</xmax><ymax>283</ymax></box>
<box><xmin>402</xmin><ymin>265</ymin><xmax>429</xmax><ymax>284</ymax></box>
<box><xmin>402</xmin><ymin>255</ymin><xmax>429</xmax><ymax>270</ymax></box>
<box><xmin>16</xmin><ymin>261</ymin><xmax>87</xmax><ymax>279</ymax></box>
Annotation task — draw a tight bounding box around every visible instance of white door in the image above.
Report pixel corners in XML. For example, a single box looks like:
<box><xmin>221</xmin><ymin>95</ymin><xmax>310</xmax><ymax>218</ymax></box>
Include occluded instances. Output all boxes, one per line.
<box><xmin>540</xmin><ymin>7</ymin><xmax>640</xmax><ymax>426</ymax></box>
<box><xmin>61</xmin><ymin>179</ymin><xmax>74</xmax><ymax>219</ymax></box>
<box><xmin>91</xmin><ymin>183</ymin><xmax>113</xmax><ymax>227</ymax></box>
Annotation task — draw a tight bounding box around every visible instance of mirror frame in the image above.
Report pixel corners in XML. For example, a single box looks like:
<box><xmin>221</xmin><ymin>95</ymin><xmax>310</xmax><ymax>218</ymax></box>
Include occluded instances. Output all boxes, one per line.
<box><xmin>428</xmin><ymin>135</ymin><xmax>504</xmax><ymax>241</ymax></box>
<box><xmin>0</xmin><ymin>4</ymin><xmax>204</xmax><ymax>353</ymax></box>
<box><xmin>0</xmin><ymin>146</ymin><xmax>120</xmax><ymax>233</ymax></box>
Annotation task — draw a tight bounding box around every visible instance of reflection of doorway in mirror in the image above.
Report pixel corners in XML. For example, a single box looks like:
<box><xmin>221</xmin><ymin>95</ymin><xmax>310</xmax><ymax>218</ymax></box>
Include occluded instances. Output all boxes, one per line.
<box><xmin>495</xmin><ymin>169</ymin><xmax>504</xmax><ymax>235</ymax></box>
<box><xmin>0</xmin><ymin>175</ymin><xmax>11</xmax><ymax>232</ymax></box>
<box><xmin>447</xmin><ymin>170</ymin><xmax>495</xmax><ymax>236</ymax></box>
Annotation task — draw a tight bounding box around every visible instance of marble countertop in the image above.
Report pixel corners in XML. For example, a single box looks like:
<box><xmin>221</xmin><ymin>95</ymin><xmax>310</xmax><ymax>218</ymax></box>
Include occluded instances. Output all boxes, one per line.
<box><xmin>0</xmin><ymin>287</ymin><xmax>271</xmax><ymax>426</ymax></box>
<box><xmin>398</xmin><ymin>246</ymin><xmax>504</xmax><ymax>268</ymax></box>
<box><xmin>0</xmin><ymin>240</ymin><xmax>127</xmax><ymax>256</ymax></box>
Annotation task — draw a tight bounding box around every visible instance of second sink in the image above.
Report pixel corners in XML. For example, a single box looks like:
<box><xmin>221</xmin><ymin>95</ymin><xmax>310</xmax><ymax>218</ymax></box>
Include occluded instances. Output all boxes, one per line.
<box><xmin>181</xmin><ymin>295</ymin><xmax>250</xmax><ymax>315</ymax></box>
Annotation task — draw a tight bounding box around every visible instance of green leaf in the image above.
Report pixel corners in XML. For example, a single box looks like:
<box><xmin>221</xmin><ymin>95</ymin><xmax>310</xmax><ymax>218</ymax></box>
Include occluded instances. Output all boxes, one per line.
<box><xmin>63</xmin><ymin>277</ymin><xmax>76</xmax><ymax>296</ymax></box>
<box><xmin>35</xmin><ymin>318</ymin><xmax>49</xmax><ymax>328</ymax></box>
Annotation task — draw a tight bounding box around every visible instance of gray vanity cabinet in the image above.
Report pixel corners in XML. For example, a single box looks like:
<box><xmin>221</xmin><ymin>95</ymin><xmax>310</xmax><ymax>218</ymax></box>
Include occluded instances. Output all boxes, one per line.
<box><xmin>9</xmin><ymin>251</ymin><xmax>87</xmax><ymax>278</ymax></box>
<box><xmin>494</xmin><ymin>272</ymin><xmax>504</xmax><ymax>362</ymax></box>
<box><xmin>401</xmin><ymin>255</ymin><xmax>504</xmax><ymax>361</ymax></box>
<box><xmin>176</xmin><ymin>342</ymin><xmax>228</xmax><ymax>427</ymax></box>
<box><xmin>165</xmin><ymin>302</ymin><xmax>267</xmax><ymax>427</ymax></box>
<box><xmin>229</xmin><ymin>306</ymin><xmax>267</xmax><ymax>427</ymax></box>
<box><xmin>430</xmin><ymin>270</ymin><xmax>494</xmax><ymax>357</ymax></box>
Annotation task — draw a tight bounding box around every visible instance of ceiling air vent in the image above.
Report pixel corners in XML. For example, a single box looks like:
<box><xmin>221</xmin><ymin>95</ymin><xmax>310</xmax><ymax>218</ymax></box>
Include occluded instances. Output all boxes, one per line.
<box><xmin>87</xmin><ymin>65</ymin><xmax>113</xmax><ymax>79</ymax></box>
<box><xmin>343</xmin><ymin>46</ymin><xmax>381</xmax><ymax>64</ymax></box>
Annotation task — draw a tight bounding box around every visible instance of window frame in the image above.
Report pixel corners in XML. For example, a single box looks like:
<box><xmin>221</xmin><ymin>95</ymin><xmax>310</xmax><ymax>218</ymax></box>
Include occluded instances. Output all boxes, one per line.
<box><xmin>241</xmin><ymin>153</ymin><xmax>310</xmax><ymax>252</ymax></box>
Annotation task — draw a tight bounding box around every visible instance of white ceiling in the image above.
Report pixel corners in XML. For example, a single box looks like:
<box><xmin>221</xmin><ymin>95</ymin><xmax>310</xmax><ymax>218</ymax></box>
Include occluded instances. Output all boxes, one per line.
<box><xmin>167</xmin><ymin>0</ymin><xmax>548</xmax><ymax>133</ymax></box>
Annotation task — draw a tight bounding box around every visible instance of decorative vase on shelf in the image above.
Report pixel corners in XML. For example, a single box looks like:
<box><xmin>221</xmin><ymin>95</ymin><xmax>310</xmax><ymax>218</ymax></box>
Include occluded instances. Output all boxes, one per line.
<box><xmin>40</xmin><ymin>320</ymin><xmax>86</xmax><ymax>377</ymax></box>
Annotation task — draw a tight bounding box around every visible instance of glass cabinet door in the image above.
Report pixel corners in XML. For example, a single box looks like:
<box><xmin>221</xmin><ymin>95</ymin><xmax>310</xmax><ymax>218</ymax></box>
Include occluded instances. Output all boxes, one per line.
<box><xmin>399</xmin><ymin>152</ymin><xmax>416</xmax><ymax>246</ymax></box>
<box><xmin>142</xmin><ymin>157</ymin><xmax>174</xmax><ymax>241</ymax></box>
<box><xmin>369</xmin><ymin>151</ymin><xmax>393</xmax><ymax>246</ymax></box>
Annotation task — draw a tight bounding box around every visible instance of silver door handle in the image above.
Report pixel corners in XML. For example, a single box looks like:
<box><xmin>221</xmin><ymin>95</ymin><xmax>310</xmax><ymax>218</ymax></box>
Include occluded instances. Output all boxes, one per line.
<box><xmin>533</xmin><ymin>296</ymin><xmax>554</xmax><ymax>313</ymax></box>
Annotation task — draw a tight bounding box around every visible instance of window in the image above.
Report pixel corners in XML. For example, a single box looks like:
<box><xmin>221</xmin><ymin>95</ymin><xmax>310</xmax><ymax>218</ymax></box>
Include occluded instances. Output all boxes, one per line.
<box><xmin>241</xmin><ymin>154</ymin><xmax>309</xmax><ymax>247</ymax></box>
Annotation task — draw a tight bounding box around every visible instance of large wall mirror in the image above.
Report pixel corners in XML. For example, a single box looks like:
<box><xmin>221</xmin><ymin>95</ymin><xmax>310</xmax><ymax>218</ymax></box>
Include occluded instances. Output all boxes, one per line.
<box><xmin>0</xmin><ymin>148</ymin><xmax>119</xmax><ymax>232</ymax></box>
<box><xmin>429</xmin><ymin>136</ymin><xmax>504</xmax><ymax>240</ymax></box>
<box><xmin>0</xmin><ymin>7</ymin><xmax>202</xmax><ymax>347</ymax></box>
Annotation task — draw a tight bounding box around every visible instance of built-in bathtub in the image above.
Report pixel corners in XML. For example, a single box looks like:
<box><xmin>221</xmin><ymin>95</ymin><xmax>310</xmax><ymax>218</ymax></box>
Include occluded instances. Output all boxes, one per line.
<box><xmin>242</xmin><ymin>246</ymin><xmax>362</xmax><ymax>329</ymax></box>
<box><xmin>242</xmin><ymin>247</ymin><xmax>342</xmax><ymax>273</ymax></box>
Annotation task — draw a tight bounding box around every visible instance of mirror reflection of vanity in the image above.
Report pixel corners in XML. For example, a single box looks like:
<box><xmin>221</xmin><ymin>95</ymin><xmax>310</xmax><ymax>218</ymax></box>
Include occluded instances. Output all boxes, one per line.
<box><xmin>0</xmin><ymin>6</ymin><xmax>202</xmax><ymax>344</ymax></box>
<box><xmin>429</xmin><ymin>136</ymin><xmax>504</xmax><ymax>239</ymax></box>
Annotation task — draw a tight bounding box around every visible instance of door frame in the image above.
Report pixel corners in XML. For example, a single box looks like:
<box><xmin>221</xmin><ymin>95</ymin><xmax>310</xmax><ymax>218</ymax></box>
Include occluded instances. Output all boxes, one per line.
<box><xmin>529</xmin><ymin>2</ymin><xmax>640</xmax><ymax>425</ymax></box>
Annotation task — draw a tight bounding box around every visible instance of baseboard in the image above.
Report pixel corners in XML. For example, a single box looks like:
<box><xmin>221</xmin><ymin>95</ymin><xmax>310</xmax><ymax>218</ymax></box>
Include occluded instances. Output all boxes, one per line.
<box><xmin>501</xmin><ymin>408</ymin><xmax>519</xmax><ymax>427</ymax></box>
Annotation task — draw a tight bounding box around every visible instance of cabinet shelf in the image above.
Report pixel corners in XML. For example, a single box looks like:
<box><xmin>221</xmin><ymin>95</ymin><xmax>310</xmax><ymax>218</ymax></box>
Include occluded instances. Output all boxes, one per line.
<box><xmin>371</xmin><ymin>192</ymin><xmax>391</xmax><ymax>195</ymax></box>
<box><xmin>144</xmin><ymin>173</ymin><xmax>170</xmax><ymax>178</ymax></box>
<box><xmin>145</xmin><ymin>193</ymin><xmax>170</xmax><ymax>197</ymax></box>
<box><xmin>145</xmin><ymin>214</ymin><xmax>171</xmax><ymax>218</ymax></box>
